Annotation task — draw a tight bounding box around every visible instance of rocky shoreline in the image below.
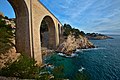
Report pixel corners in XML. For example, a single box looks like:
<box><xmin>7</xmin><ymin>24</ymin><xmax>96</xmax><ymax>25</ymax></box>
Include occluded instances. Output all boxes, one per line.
<box><xmin>57</xmin><ymin>35</ymin><xmax>95</xmax><ymax>55</ymax></box>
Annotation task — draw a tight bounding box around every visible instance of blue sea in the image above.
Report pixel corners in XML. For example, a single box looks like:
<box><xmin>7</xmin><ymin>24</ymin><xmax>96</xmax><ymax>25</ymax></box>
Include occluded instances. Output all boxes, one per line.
<box><xmin>45</xmin><ymin>35</ymin><xmax>120</xmax><ymax>80</ymax></box>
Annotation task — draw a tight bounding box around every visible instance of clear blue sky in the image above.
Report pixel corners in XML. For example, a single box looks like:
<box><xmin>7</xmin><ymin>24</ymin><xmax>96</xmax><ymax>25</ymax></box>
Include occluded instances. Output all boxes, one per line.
<box><xmin>0</xmin><ymin>0</ymin><xmax>120</xmax><ymax>35</ymax></box>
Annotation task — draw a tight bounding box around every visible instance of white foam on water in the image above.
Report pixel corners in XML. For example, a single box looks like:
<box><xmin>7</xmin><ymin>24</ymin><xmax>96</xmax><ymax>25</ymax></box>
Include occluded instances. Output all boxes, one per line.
<box><xmin>58</xmin><ymin>53</ymin><xmax>66</xmax><ymax>56</ymax></box>
<box><xmin>78</xmin><ymin>66</ymin><xmax>85</xmax><ymax>72</ymax></box>
<box><xmin>58</xmin><ymin>53</ymin><xmax>78</xmax><ymax>58</ymax></box>
<box><xmin>81</xmin><ymin>47</ymin><xmax>106</xmax><ymax>51</ymax></box>
<box><xmin>75</xmin><ymin>49</ymin><xmax>83</xmax><ymax>53</ymax></box>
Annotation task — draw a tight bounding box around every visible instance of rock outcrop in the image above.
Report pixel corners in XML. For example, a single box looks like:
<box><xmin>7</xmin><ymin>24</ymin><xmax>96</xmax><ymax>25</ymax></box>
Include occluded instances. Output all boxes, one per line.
<box><xmin>57</xmin><ymin>35</ymin><xmax>95</xmax><ymax>55</ymax></box>
<box><xmin>0</xmin><ymin>47</ymin><xmax>20</xmax><ymax>68</ymax></box>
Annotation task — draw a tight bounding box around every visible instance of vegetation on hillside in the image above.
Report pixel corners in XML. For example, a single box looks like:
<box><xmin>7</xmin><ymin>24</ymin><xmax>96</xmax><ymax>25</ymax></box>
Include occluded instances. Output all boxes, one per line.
<box><xmin>63</xmin><ymin>24</ymin><xmax>112</xmax><ymax>40</ymax></box>
<box><xmin>86</xmin><ymin>33</ymin><xmax>103</xmax><ymax>37</ymax></box>
<box><xmin>0</xmin><ymin>18</ymin><xmax>14</xmax><ymax>54</ymax></box>
<box><xmin>0</xmin><ymin>53</ymin><xmax>67</xmax><ymax>79</ymax></box>
<box><xmin>0</xmin><ymin>54</ymin><xmax>40</xmax><ymax>79</ymax></box>
<box><xmin>63</xmin><ymin>24</ymin><xmax>85</xmax><ymax>38</ymax></box>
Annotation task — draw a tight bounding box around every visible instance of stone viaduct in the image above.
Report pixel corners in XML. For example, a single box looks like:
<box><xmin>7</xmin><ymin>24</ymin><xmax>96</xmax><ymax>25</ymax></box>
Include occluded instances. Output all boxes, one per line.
<box><xmin>8</xmin><ymin>0</ymin><xmax>62</xmax><ymax>65</ymax></box>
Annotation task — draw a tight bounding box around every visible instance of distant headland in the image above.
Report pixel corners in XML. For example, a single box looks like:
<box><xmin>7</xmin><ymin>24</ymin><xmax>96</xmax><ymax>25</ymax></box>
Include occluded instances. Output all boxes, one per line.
<box><xmin>85</xmin><ymin>33</ymin><xmax>113</xmax><ymax>40</ymax></box>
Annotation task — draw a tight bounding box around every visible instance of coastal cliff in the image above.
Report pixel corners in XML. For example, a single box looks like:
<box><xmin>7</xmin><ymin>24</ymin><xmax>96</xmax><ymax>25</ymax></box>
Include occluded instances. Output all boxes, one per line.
<box><xmin>57</xmin><ymin>35</ymin><xmax>95</xmax><ymax>55</ymax></box>
<box><xmin>0</xmin><ymin>15</ymin><xmax>19</xmax><ymax>68</ymax></box>
<box><xmin>57</xmin><ymin>24</ymin><xmax>95</xmax><ymax>54</ymax></box>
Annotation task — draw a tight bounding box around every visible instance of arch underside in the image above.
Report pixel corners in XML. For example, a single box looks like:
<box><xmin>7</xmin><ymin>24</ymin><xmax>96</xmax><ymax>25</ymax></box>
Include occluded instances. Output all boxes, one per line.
<box><xmin>40</xmin><ymin>16</ymin><xmax>56</xmax><ymax>50</ymax></box>
<box><xmin>8</xmin><ymin>0</ymin><xmax>31</xmax><ymax>56</ymax></box>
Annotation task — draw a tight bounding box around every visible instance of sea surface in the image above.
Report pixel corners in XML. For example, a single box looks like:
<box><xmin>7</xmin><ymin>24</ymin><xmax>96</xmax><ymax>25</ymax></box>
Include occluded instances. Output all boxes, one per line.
<box><xmin>45</xmin><ymin>35</ymin><xmax>120</xmax><ymax>80</ymax></box>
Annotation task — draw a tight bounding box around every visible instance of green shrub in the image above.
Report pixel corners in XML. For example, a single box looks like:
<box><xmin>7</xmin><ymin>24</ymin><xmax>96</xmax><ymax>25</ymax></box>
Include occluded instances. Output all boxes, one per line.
<box><xmin>0</xmin><ymin>53</ymin><xmax>66</xmax><ymax>79</ymax></box>
<box><xmin>0</xmin><ymin>19</ymin><xmax>14</xmax><ymax>54</ymax></box>
<box><xmin>63</xmin><ymin>24</ymin><xmax>72</xmax><ymax>36</ymax></box>
<box><xmin>0</xmin><ymin>53</ymin><xmax>39</xmax><ymax>79</ymax></box>
<box><xmin>63</xmin><ymin>24</ymin><xmax>85</xmax><ymax>38</ymax></box>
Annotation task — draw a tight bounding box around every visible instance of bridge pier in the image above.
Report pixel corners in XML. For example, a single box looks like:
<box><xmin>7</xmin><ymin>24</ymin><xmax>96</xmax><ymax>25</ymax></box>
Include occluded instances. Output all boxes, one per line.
<box><xmin>8</xmin><ymin>0</ymin><xmax>62</xmax><ymax>65</ymax></box>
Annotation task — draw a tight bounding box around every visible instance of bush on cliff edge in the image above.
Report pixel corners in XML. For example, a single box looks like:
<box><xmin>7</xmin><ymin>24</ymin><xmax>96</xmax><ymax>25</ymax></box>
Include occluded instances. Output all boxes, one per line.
<box><xmin>63</xmin><ymin>24</ymin><xmax>85</xmax><ymax>38</ymax></box>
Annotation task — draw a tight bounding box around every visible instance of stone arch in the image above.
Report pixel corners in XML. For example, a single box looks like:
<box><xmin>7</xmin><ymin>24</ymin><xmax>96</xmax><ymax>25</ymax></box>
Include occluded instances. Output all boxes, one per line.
<box><xmin>40</xmin><ymin>15</ymin><xmax>56</xmax><ymax>49</ymax></box>
<box><xmin>8</xmin><ymin>0</ymin><xmax>32</xmax><ymax>56</ymax></box>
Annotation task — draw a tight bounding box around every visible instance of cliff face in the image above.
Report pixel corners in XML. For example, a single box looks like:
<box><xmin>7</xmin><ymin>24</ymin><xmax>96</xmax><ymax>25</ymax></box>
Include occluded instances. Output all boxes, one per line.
<box><xmin>0</xmin><ymin>48</ymin><xmax>20</xmax><ymax>68</ymax></box>
<box><xmin>0</xmin><ymin>16</ymin><xmax>19</xmax><ymax>68</ymax></box>
<box><xmin>57</xmin><ymin>35</ymin><xmax>95</xmax><ymax>54</ymax></box>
